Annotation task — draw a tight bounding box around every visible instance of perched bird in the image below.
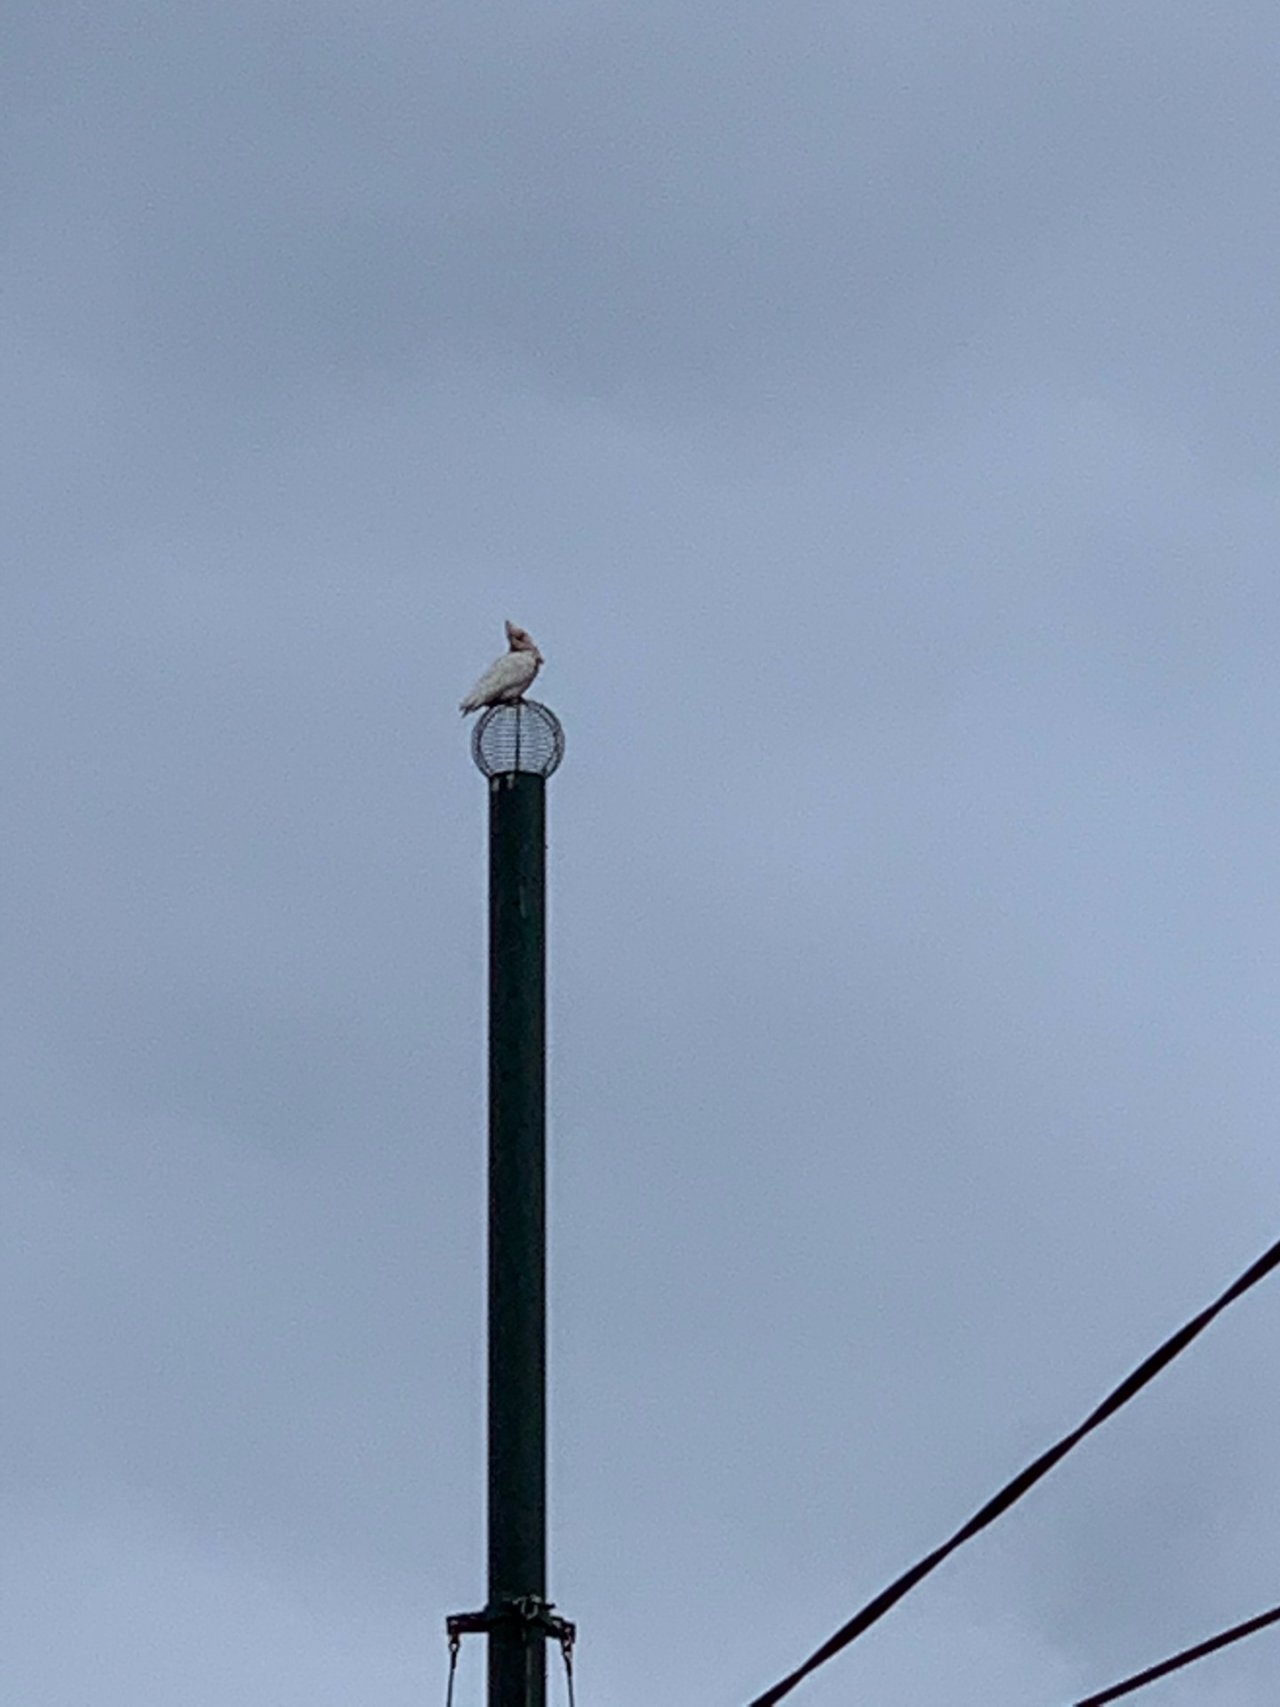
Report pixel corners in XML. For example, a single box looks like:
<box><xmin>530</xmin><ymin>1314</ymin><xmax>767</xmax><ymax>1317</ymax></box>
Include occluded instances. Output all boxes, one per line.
<box><xmin>459</xmin><ymin>621</ymin><xmax>544</xmax><ymax>713</ymax></box>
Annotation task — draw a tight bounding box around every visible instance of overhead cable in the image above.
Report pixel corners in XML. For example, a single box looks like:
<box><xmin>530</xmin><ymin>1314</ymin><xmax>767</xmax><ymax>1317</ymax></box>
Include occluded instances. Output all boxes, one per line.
<box><xmin>1072</xmin><ymin>1600</ymin><xmax>1280</xmax><ymax>1705</ymax></box>
<box><xmin>746</xmin><ymin>1228</ymin><xmax>1280</xmax><ymax>1707</ymax></box>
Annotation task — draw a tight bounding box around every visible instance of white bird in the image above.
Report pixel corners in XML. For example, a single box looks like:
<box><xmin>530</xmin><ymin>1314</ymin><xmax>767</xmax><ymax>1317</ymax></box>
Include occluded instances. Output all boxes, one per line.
<box><xmin>459</xmin><ymin>621</ymin><xmax>544</xmax><ymax>713</ymax></box>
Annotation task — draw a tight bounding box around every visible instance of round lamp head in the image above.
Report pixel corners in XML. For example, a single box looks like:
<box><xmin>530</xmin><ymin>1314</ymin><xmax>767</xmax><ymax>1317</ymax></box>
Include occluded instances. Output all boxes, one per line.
<box><xmin>471</xmin><ymin>700</ymin><xmax>565</xmax><ymax>779</ymax></box>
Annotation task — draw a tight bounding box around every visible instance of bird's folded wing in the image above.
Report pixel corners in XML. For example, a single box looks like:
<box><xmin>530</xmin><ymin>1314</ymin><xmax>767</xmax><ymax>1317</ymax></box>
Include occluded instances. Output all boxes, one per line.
<box><xmin>460</xmin><ymin>651</ymin><xmax>535</xmax><ymax>710</ymax></box>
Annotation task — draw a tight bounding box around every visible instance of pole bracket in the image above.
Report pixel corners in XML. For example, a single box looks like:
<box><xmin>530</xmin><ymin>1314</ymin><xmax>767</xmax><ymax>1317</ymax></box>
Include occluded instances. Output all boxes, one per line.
<box><xmin>445</xmin><ymin>1598</ymin><xmax>578</xmax><ymax>1707</ymax></box>
<box><xmin>446</xmin><ymin>1595</ymin><xmax>576</xmax><ymax>1650</ymax></box>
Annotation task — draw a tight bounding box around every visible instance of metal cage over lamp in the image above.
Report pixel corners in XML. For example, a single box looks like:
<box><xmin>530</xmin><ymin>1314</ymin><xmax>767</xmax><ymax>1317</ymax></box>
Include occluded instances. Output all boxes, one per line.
<box><xmin>471</xmin><ymin>700</ymin><xmax>565</xmax><ymax>780</ymax></box>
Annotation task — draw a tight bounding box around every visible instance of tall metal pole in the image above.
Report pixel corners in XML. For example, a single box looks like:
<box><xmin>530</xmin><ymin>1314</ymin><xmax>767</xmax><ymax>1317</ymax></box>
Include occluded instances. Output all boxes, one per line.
<box><xmin>487</xmin><ymin>769</ymin><xmax>547</xmax><ymax>1707</ymax></box>
<box><xmin>448</xmin><ymin>701</ymin><xmax>571</xmax><ymax>1707</ymax></box>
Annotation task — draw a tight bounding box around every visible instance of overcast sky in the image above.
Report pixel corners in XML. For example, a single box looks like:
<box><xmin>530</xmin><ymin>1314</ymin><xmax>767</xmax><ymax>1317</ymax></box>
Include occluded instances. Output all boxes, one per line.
<box><xmin>5</xmin><ymin>4</ymin><xmax>1280</xmax><ymax>1704</ymax></box>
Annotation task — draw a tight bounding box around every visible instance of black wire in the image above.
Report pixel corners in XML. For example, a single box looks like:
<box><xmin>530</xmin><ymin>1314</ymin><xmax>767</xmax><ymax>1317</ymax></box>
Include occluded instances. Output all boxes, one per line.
<box><xmin>1072</xmin><ymin>1602</ymin><xmax>1280</xmax><ymax>1705</ymax></box>
<box><xmin>561</xmin><ymin>1644</ymin><xmax>577</xmax><ymax>1707</ymax></box>
<box><xmin>746</xmin><ymin>1228</ymin><xmax>1280</xmax><ymax>1707</ymax></box>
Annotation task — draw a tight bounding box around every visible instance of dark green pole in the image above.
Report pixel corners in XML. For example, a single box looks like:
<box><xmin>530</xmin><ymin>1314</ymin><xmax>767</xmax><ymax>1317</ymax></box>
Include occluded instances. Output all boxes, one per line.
<box><xmin>448</xmin><ymin>702</ymin><xmax>567</xmax><ymax>1701</ymax></box>
<box><xmin>487</xmin><ymin>769</ymin><xmax>548</xmax><ymax>1707</ymax></box>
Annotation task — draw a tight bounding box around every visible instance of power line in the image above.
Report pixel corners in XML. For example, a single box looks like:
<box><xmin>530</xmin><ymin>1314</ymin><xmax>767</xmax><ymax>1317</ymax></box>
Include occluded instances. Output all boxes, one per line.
<box><xmin>746</xmin><ymin>1228</ymin><xmax>1280</xmax><ymax>1707</ymax></box>
<box><xmin>1072</xmin><ymin>1601</ymin><xmax>1280</xmax><ymax>1705</ymax></box>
